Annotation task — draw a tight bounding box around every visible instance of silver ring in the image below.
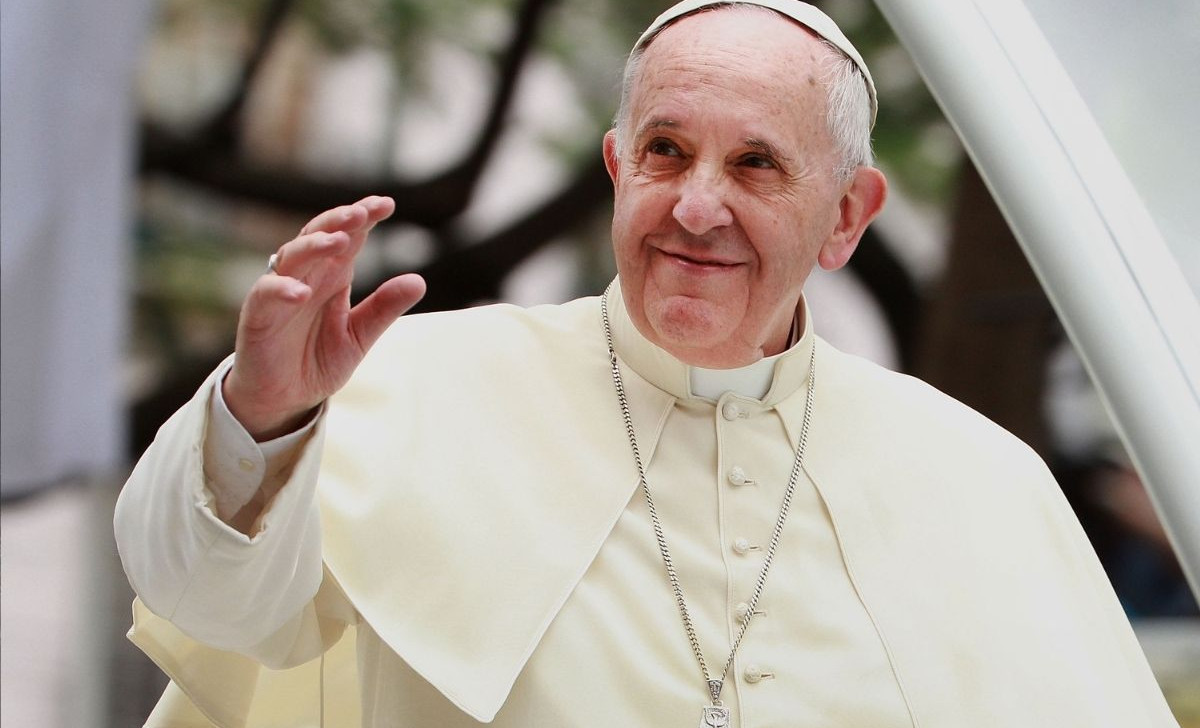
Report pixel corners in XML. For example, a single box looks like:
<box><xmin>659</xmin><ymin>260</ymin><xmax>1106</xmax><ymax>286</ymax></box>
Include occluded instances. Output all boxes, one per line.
<box><xmin>266</xmin><ymin>253</ymin><xmax>280</xmax><ymax>275</ymax></box>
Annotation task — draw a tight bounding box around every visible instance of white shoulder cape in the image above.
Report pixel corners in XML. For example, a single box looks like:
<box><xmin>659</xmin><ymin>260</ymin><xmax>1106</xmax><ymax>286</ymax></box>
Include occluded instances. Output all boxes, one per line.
<box><xmin>128</xmin><ymin>294</ymin><xmax>1176</xmax><ymax>727</ymax></box>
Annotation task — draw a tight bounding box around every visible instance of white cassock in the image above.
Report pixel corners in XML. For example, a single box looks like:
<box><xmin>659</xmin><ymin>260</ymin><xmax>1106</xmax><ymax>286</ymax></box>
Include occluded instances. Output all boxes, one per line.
<box><xmin>115</xmin><ymin>281</ymin><xmax>1177</xmax><ymax>727</ymax></box>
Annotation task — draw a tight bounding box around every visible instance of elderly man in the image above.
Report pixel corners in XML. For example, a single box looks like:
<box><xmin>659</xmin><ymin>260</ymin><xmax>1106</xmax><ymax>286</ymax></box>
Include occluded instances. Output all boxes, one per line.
<box><xmin>115</xmin><ymin>1</ymin><xmax>1177</xmax><ymax>726</ymax></box>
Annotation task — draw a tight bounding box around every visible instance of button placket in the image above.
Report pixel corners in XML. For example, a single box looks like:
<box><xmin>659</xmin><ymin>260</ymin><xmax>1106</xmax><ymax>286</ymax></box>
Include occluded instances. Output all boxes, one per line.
<box><xmin>714</xmin><ymin>392</ymin><xmax>781</xmax><ymax>713</ymax></box>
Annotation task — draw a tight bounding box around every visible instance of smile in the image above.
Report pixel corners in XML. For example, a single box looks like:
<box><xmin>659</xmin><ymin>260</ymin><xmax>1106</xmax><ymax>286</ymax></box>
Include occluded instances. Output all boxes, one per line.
<box><xmin>657</xmin><ymin>248</ymin><xmax>741</xmax><ymax>270</ymax></box>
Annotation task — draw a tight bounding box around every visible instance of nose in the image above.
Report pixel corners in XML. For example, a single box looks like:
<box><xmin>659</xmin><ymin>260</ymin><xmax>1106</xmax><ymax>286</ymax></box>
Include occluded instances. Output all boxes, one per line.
<box><xmin>672</xmin><ymin>165</ymin><xmax>733</xmax><ymax>235</ymax></box>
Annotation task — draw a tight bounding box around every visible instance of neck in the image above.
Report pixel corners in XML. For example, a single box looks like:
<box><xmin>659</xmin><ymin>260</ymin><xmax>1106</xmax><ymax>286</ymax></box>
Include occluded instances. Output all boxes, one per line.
<box><xmin>662</xmin><ymin>307</ymin><xmax>803</xmax><ymax>370</ymax></box>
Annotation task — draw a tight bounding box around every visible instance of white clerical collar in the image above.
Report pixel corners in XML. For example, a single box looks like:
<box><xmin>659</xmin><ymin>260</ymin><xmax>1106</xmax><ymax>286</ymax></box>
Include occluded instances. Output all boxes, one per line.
<box><xmin>607</xmin><ymin>278</ymin><xmax>815</xmax><ymax>405</ymax></box>
<box><xmin>689</xmin><ymin>351</ymin><xmax>785</xmax><ymax>401</ymax></box>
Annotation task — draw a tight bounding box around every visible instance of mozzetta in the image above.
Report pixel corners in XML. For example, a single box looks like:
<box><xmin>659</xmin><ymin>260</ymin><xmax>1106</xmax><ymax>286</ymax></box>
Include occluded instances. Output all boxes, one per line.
<box><xmin>117</xmin><ymin>284</ymin><xmax>1175</xmax><ymax>727</ymax></box>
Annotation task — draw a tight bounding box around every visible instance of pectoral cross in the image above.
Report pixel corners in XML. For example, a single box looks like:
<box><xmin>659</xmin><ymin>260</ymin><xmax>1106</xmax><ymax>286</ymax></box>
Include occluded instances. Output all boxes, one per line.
<box><xmin>699</xmin><ymin>705</ymin><xmax>730</xmax><ymax>727</ymax></box>
<box><xmin>698</xmin><ymin>679</ymin><xmax>729</xmax><ymax>727</ymax></box>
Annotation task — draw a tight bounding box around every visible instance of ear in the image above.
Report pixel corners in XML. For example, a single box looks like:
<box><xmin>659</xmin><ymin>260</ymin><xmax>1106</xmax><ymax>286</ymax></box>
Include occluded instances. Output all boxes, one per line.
<box><xmin>817</xmin><ymin>166</ymin><xmax>888</xmax><ymax>271</ymax></box>
<box><xmin>603</xmin><ymin>129</ymin><xmax>621</xmax><ymax>188</ymax></box>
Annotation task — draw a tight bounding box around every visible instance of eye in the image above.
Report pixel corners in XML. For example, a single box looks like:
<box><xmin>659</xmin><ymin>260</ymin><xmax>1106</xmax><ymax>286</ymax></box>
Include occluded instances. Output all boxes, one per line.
<box><xmin>738</xmin><ymin>153</ymin><xmax>777</xmax><ymax>170</ymax></box>
<box><xmin>647</xmin><ymin>138</ymin><xmax>682</xmax><ymax>157</ymax></box>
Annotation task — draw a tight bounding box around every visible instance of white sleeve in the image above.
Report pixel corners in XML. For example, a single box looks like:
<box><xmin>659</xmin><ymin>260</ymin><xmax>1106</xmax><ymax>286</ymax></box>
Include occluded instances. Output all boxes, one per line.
<box><xmin>204</xmin><ymin>360</ymin><xmax>317</xmax><ymax>524</ymax></box>
<box><xmin>113</xmin><ymin>356</ymin><xmax>330</xmax><ymax>656</ymax></box>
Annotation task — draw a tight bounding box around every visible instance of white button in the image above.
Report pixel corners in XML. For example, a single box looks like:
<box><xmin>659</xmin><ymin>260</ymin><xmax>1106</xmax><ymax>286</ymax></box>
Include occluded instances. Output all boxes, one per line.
<box><xmin>721</xmin><ymin>402</ymin><xmax>743</xmax><ymax>421</ymax></box>
<box><xmin>728</xmin><ymin>466</ymin><xmax>750</xmax><ymax>486</ymax></box>
<box><xmin>734</xmin><ymin>602</ymin><xmax>765</xmax><ymax>622</ymax></box>
<box><xmin>732</xmin><ymin>537</ymin><xmax>754</xmax><ymax>555</ymax></box>
<box><xmin>744</xmin><ymin>665</ymin><xmax>774</xmax><ymax>683</ymax></box>
<box><xmin>238</xmin><ymin>458</ymin><xmax>257</xmax><ymax>472</ymax></box>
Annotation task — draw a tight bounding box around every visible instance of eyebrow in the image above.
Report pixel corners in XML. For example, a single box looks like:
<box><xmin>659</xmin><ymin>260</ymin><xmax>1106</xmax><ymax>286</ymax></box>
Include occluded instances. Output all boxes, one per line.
<box><xmin>744</xmin><ymin>138</ymin><xmax>794</xmax><ymax>166</ymax></box>
<box><xmin>635</xmin><ymin>119</ymin><xmax>679</xmax><ymax>138</ymax></box>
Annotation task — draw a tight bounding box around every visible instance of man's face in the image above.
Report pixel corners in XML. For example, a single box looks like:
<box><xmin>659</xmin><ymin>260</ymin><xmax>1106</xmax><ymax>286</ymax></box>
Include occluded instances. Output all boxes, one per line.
<box><xmin>605</xmin><ymin>10</ymin><xmax>853</xmax><ymax>368</ymax></box>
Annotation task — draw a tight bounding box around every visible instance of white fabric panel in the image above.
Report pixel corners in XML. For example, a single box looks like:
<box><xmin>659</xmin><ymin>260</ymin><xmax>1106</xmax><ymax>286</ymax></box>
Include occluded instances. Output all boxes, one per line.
<box><xmin>872</xmin><ymin>0</ymin><xmax>1200</xmax><ymax>596</ymax></box>
<box><xmin>0</xmin><ymin>0</ymin><xmax>152</xmax><ymax>493</ymax></box>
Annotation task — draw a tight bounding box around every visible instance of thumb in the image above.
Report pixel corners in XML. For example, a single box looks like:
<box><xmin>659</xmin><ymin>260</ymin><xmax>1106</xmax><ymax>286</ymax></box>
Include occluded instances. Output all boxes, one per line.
<box><xmin>348</xmin><ymin>273</ymin><xmax>427</xmax><ymax>352</ymax></box>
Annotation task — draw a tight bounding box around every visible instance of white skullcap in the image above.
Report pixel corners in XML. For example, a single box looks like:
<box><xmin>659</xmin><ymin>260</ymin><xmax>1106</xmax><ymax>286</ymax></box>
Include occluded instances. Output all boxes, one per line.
<box><xmin>632</xmin><ymin>0</ymin><xmax>877</xmax><ymax>126</ymax></box>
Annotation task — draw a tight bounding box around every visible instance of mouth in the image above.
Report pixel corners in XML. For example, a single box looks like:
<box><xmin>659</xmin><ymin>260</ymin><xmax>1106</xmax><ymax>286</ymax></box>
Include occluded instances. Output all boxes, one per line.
<box><xmin>657</xmin><ymin>248</ymin><xmax>741</xmax><ymax>270</ymax></box>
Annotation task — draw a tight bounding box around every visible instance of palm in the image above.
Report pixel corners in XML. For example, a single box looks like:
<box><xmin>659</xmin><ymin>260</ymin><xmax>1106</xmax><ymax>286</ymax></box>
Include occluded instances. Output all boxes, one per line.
<box><xmin>224</xmin><ymin>196</ymin><xmax>425</xmax><ymax>440</ymax></box>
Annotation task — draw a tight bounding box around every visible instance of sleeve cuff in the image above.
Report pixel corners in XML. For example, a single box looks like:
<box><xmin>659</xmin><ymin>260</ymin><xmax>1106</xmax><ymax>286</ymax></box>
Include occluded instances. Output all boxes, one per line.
<box><xmin>203</xmin><ymin>362</ymin><xmax>320</xmax><ymax>521</ymax></box>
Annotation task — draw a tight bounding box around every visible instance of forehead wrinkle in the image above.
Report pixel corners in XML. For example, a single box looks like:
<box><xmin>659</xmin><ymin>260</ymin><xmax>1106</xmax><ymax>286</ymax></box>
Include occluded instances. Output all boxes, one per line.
<box><xmin>631</xmin><ymin>55</ymin><xmax>782</xmax><ymax>132</ymax></box>
<box><xmin>631</xmin><ymin>10</ymin><xmax>837</xmax><ymax>109</ymax></box>
<box><xmin>634</xmin><ymin>33</ymin><xmax>826</xmax><ymax>116</ymax></box>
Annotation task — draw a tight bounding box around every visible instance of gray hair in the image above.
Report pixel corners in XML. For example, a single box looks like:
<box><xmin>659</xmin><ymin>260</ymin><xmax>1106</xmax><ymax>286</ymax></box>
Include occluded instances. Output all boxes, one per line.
<box><xmin>613</xmin><ymin>4</ymin><xmax>874</xmax><ymax>181</ymax></box>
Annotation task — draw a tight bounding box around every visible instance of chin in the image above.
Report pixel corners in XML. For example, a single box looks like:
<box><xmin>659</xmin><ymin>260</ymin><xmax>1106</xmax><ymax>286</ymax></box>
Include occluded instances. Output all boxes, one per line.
<box><xmin>646</xmin><ymin>296</ymin><xmax>734</xmax><ymax>352</ymax></box>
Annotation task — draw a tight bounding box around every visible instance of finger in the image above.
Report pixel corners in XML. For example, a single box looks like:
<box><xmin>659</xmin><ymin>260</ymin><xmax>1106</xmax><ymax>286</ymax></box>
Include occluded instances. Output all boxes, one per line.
<box><xmin>339</xmin><ymin>195</ymin><xmax>396</xmax><ymax>259</ymax></box>
<box><xmin>269</xmin><ymin>231</ymin><xmax>351</xmax><ymax>281</ymax></box>
<box><xmin>300</xmin><ymin>196</ymin><xmax>395</xmax><ymax>237</ymax></box>
<box><xmin>358</xmin><ymin>195</ymin><xmax>396</xmax><ymax>226</ymax></box>
<box><xmin>340</xmin><ymin>196</ymin><xmax>396</xmax><ymax>250</ymax></box>
<box><xmin>239</xmin><ymin>274</ymin><xmax>314</xmax><ymax>340</ymax></box>
<box><xmin>348</xmin><ymin>273</ymin><xmax>426</xmax><ymax>353</ymax></box>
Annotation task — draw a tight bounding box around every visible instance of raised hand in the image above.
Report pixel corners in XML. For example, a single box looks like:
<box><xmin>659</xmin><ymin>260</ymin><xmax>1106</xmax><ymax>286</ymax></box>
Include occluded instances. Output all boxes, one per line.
<box><xmin>222</xmin><ymin>196</ymin><xmax>426</xmax><ymax>440</ymax></box>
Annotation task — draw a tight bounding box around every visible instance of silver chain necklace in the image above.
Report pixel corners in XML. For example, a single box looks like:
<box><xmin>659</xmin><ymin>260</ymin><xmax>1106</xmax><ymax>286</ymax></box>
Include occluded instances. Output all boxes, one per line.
<box><xmin>601</xmin><ymin>288</ymin><xmax>817</xmax><ymax>728</ymax></box>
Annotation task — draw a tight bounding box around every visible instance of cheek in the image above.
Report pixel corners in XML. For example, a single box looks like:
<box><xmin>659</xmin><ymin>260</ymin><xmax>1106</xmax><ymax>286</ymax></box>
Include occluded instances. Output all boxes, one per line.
<box><xmin>610</xmin><ymin>206</ymin><xmax>640</xmax><ymax>263</ymax></box>
<box><xmin>613</xmin><ymin>187</ymin><xmax>667</xmax><ymax>249</ymax></box>
<box><xmin>764</xmin><ymin>196</ymin><xmax>837</xmax><ymax>257</ymax></box>
<box><xmin>610</xmin><ymin>204</ymin><xmax>651</xmax><ymax>287</ymax></box>
<box><xmin>743</xmin><ymin>220</ymin><xmax>819</xmax><ymax>291</ymax></box>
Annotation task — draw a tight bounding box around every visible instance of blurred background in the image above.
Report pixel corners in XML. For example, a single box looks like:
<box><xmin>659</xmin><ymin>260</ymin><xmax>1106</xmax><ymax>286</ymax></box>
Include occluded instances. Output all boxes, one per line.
<box><xmin>1</xmin><ymin>0</ymin><xmax>1197</xmax><ymax>724</ymax></box>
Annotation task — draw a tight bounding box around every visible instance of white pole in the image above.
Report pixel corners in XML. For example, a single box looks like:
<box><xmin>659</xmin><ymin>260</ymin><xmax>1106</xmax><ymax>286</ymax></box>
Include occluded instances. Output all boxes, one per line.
<box><xmin>872</xmin><ymin>0</ymin><xmax>1200</xmax><ymax>597</ymax></box>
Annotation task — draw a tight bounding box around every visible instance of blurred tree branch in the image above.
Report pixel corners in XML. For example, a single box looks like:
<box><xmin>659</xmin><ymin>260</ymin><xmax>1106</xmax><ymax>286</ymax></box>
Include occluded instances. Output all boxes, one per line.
<box><xmin>140</xmin><ymin>0</ymin><xmax>562</xmax><ymax>227</ymax></box>
<box><xmin>199</xmin><ymin>0</ymin><xmax>297</xmax><ymax>150</ymax></box>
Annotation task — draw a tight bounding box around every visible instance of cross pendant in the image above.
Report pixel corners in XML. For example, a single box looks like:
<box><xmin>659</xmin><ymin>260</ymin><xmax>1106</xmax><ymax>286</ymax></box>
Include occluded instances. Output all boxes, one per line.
<box><xmin>698</xmin><ymin>705</ymin><xmax>730</xmax><ymax>727</ymax></box>
<box><xmin>698</xmin><ymin>678</ymin><xmax>729</xmax><ymax>726</ymax></box>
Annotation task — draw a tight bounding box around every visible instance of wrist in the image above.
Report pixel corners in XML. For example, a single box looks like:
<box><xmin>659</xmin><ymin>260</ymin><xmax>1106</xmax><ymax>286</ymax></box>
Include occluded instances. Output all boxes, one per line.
<box><xmin>221</xmin><ymin>372</ymin><xmax>319</xmax><ymax>442</ymax></box>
